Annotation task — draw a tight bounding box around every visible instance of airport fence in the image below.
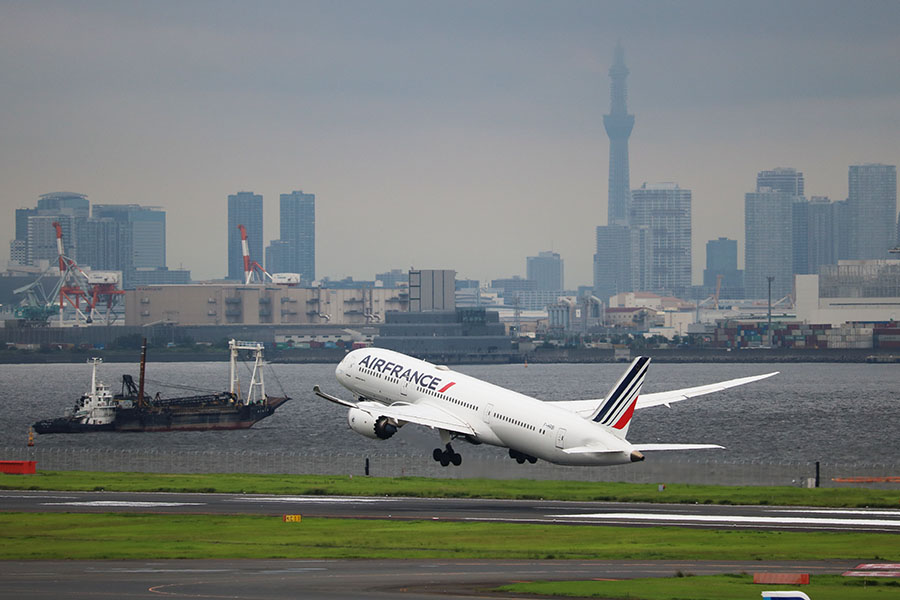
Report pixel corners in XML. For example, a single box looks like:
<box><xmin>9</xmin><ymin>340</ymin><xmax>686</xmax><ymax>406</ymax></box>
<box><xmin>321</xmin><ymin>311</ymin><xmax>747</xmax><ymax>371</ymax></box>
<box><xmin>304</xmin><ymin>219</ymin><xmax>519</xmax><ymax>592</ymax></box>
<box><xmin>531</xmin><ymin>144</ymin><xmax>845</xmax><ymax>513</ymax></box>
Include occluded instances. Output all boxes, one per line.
<box><xmin>2</xmin><ymin>446</ymin><xmax>898</xmax><ymax>489</ymax></box>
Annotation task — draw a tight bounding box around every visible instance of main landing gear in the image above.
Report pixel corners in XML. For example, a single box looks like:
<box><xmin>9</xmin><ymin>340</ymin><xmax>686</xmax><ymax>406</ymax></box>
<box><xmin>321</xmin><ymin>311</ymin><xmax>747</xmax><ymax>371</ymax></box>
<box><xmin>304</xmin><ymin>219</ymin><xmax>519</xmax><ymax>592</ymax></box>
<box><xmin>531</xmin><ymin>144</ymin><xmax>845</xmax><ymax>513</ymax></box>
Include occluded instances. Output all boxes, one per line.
<box><xmin>509</xmin><ymin>448</ymin><xmax>537</xmax><ymax>464</ymax></box>
<box><xmin>433</xmin><ymin>443</ymin><xmax>462</xmax><ymax>467</ymax></box>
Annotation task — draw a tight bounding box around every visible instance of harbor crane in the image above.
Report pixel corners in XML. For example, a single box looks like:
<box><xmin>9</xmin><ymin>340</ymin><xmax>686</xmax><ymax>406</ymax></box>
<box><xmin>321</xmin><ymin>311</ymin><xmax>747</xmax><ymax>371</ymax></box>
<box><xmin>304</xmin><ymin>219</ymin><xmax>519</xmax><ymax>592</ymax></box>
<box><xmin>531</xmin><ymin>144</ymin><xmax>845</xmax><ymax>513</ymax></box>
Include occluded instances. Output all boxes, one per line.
<box><xmin>14</xmin><ymin>222</ymin><xmax>124</xmax><ymax>325</ymax></box>
<box><xmin>238</xmin><ymin>225</ymin><xmax>301</xmax><ymax>286</ymax></box>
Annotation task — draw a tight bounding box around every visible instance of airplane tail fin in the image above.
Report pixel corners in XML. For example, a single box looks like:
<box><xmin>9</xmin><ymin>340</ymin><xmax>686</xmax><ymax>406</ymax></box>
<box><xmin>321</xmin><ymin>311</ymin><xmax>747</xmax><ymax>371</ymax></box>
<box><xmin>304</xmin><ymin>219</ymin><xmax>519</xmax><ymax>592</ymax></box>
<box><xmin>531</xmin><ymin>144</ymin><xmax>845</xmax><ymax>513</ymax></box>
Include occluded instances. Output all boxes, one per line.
<box><xmin>588</xmin><ymin>356</ymin><xmax>650</xmax><ymax>438</ymax></box>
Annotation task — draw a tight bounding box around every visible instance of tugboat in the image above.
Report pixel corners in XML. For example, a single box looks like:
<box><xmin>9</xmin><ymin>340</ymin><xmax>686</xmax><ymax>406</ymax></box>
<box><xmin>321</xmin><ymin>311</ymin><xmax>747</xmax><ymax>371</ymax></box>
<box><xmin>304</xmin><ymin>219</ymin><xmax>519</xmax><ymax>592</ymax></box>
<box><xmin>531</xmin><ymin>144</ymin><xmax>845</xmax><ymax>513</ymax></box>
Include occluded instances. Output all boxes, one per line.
<box><xmin>33</xmin><ymin>339</ymin><xmax>290</xmax><ymax>433</ymax></box>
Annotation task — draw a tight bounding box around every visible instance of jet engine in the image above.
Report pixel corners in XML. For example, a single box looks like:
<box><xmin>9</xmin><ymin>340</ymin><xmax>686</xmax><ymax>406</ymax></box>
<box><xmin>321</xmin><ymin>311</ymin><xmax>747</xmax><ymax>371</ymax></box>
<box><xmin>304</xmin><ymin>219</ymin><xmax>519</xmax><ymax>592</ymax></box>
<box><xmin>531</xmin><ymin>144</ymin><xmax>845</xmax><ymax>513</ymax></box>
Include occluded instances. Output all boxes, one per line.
<box><xmin>347</xmin><ymin>407</ymin><xmax>397</xmax><ymax>440</ymax></box>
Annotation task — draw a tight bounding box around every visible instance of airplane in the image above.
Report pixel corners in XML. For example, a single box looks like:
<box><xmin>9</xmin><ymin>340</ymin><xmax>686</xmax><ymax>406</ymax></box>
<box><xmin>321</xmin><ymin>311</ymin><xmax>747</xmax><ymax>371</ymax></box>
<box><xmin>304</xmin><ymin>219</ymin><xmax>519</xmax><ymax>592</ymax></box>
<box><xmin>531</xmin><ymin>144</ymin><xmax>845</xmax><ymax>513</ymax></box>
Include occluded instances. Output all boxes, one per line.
<box><xmin>313</xmin><ymin>347</ymin><xmax>777</xmax><ymax>468</ymax></box>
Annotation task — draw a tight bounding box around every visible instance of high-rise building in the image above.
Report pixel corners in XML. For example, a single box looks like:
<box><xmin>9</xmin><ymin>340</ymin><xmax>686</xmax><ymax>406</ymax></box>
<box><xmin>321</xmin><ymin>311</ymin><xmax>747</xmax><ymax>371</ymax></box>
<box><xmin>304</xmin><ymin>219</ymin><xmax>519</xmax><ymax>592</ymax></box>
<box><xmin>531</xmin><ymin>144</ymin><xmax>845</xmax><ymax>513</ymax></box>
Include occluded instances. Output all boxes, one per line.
<box><xmin>277</xmin><ymin>190</ymin><xmax>315</xmax><ymax>283</ymax></box>
<box><xmin>744</xmin><ymin>189</ymin><xmax>793</xmax><ymax>299</ymax></box>
<box><xmin>92</xmin><ymin>205</ymin><xmax>166</xmax><ymax>269</ymax></box>
<box><xmin>526</xmin><ymin>251</ymin><xmax>564</xmax><ymax>291</ymax></box>
<box><xmin>15</xmin><ymin>192</ymin><xmax>89</xmax><ymax>266</ymax></box>
<box><xmin>27</xmin><ymin>215</ymin><xmax>73</xmax><ymax>266</ymax></box>
<box><xmin>227</xmin><ymin>192</ymin><xmax>263</xmax><ymax>281</ymax></box>
<box><xmin>756</xmin><ymin>168</ymin><xmax>809</xmax><ymax>276</ymax></box>
<box><xmin>630</xmin><ymin>183</ymin><xmax>692</xmax><ymax>295</ymax></box>
<box><xmin>806</xmin><ymin>197</ymin><xmax>838</xmax><ymax>274</ymax></box>
<box><xmin>847</xmin><ymin>164</ymin><xmax>897</xmax><ymax>259</ymax></box>
<box><xmin>703</xmin><ymin>237</ymin><xmax>744</xmax><ymax>298</ymax></box>
<box><xmin>756</xmin><ymin>168</ymin><xmax>804</xmax><ymax>196</ymax></box>
<box><xmin>593</xmin><ymin>224</ymin><xmax>651</xmax><ymax>302</ymax></box>
<box><xmin>603</xmin><ymin>42</ymin><xmax>634</xmax><ymax>227</ymax></box>
<box><xmin>264</xmin><ymin>239</ymin><xmax>292</xmax><ymax>275</ymax></box>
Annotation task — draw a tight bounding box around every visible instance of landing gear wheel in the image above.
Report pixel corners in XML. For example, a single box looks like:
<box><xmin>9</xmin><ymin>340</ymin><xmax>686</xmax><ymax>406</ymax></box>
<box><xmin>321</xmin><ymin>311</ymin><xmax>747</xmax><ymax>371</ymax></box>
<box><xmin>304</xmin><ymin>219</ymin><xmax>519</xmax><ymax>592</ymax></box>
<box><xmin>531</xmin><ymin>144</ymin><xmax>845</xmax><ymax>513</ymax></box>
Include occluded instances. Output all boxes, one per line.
<box><xmin>516</xmin><ymin>456</ymin><xmax>526</xmax><ymax>464</ymax></box>
<box><xmin>527</xmin><ymin>456</ymin><xmax>537</xmax><ymax>464</ymax></box>
<box><xmin>433</xmin><ymin>448</ymin><xmax>443</xmax><ymax>462</ymax></box>
<box><xmin>439</xmin><ymin>454</ymin><xmax>450</xmax><ymax>467</ymax></box>
<box><xmin>450</xmin><ymin>452</ymin><xmax>462</xmax><ymax>466</ymax></box>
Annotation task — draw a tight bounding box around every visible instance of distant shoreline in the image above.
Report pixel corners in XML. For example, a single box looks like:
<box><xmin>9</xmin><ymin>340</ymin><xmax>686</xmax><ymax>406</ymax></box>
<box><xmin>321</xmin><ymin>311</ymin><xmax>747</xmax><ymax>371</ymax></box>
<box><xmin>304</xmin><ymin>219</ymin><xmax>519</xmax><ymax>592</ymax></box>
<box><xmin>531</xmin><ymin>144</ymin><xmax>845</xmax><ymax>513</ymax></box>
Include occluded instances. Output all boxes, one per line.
<box><xmin>0</xmin><ymin>347</ymin><xmax>896</xmax><ymax>365</ymax></box>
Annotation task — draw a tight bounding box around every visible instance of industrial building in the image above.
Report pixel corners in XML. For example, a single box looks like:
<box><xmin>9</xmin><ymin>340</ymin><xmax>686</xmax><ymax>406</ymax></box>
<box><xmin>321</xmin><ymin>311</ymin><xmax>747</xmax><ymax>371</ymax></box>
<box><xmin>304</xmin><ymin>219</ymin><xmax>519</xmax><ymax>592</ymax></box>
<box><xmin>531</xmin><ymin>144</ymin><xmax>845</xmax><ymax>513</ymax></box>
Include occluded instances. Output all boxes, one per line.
<box><xmin>124</xmin><ymin>284</ymin><xmax>408</xmax><ymax>327</ymax></box>
<box><xmin>795</xmin><ymin>260</ymin><xmax>900</xmax><ymax>325</ymax></box>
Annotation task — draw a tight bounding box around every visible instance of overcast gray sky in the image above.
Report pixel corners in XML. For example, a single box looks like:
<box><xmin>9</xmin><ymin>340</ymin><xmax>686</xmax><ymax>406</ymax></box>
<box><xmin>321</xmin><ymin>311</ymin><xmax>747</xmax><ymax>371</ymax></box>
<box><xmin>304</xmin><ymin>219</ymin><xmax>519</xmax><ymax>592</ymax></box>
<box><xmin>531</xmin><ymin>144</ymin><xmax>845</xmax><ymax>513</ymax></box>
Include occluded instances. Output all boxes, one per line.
<box><xmin>2</xmin><ymin>0</ymin><xmax>898</xmax><ymax>286</ymax></box>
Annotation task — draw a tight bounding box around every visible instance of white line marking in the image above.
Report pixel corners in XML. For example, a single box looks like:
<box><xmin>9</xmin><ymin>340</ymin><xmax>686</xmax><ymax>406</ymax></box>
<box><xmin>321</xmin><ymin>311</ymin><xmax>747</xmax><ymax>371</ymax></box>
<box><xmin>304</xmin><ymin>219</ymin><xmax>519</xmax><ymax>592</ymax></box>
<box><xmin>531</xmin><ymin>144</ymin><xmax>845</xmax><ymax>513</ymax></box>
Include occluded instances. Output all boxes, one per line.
<box><xmin>231</xmin><ymin>496</ymin><xmax>397</xmax><ymax>503</ymax></box>
<box><xmin>43</xmin><ymin>501</ymin><xmax>205</xmax><ymax>508</ymax></box>
<box><xmin>546</xmin><ymin>512</ymin><xmax>900</xmax><ymax>528</ymax></box>
<box><xmin>767</xmin><ymin>509</ymin><xmax>900</xmax><ymax>516</ymax></box>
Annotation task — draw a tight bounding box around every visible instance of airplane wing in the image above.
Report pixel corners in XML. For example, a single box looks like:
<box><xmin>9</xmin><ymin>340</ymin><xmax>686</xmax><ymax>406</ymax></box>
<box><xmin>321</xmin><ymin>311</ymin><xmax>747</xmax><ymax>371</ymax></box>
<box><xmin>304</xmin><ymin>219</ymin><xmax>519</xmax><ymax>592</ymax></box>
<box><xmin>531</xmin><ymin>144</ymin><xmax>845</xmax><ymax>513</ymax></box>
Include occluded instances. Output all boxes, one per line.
<box><xmin>355</xmin><ymin>400</ymin><xmax>476</xmax><ymax>436</ymax></box>
<box><xmin>563</xmin><ymin>443</ymin><xmax>724</xmax><ymax>454</ymax></box>
<box><xmin>313</xmin><ymin>387</ymin><xmax>476</xmax><ymax>436</ymax></box>
<box><xmin>631</xmin><ymin>443</ymin><xmax>724</xmax><ymax>451</ymax></box>
<box><xmin>552</xmin><ymin>371</ymin><xmax>778</xmax><ymax>417</ymax></box>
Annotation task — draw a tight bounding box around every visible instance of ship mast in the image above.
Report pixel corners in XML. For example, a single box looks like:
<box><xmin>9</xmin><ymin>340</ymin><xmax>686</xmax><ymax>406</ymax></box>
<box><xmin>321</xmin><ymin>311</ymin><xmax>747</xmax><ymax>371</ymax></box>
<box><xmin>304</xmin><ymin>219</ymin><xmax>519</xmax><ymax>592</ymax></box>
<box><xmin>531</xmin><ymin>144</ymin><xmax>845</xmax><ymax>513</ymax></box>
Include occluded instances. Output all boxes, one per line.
<box><xmin>137</xmin><ymin>337</ymin><xmax>147</xmax><ymax>408</ymax></box>
<box><xmin>229</xmin><ymin>339</ymin><xmax>267</xmax><ymax>406</ymax></box>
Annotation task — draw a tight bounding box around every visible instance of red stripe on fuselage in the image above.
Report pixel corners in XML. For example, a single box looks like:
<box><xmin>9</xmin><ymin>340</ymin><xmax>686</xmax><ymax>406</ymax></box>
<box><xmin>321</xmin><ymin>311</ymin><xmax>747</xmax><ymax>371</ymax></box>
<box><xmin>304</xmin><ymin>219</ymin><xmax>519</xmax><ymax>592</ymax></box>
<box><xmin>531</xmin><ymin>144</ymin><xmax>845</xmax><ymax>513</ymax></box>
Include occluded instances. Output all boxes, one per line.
<box><xmin>438</xmin><ymin>382</ymin><xmax>456</xmax><ymax>393</ymax></box>
<box><xmin>612</xmin><ymin>399</ymin><xmax>637</xmax><ymax>429</ymax></box>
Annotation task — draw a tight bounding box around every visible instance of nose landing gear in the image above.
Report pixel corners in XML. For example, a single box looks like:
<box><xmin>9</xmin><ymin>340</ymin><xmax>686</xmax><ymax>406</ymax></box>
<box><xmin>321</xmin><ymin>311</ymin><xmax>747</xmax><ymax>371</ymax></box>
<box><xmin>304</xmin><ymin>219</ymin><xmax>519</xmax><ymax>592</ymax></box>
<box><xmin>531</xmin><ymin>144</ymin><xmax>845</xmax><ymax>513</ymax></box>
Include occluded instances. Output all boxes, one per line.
<box><xmin>433</xmin><ymin>443</ymin><xmax>462</xmax><ymax>467</ymax></box>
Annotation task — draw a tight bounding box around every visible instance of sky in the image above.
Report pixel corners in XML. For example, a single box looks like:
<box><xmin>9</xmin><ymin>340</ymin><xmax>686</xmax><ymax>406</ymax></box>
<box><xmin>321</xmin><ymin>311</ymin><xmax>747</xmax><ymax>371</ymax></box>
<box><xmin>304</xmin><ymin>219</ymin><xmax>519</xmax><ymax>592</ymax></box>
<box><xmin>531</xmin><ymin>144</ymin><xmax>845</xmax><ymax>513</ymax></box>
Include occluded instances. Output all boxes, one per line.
<box><xmin>2</xmin><ymin>0</ymin><xmax>898</xmax><ymax>287</ymax></box>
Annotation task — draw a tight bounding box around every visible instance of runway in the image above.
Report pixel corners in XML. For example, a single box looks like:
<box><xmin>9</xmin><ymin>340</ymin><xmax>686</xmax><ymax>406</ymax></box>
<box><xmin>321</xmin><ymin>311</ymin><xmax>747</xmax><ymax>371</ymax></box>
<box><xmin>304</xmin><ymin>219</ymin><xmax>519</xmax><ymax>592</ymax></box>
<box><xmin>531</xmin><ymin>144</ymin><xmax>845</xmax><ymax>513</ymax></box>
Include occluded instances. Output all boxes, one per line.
<box><xmin>0</xmin><ymin>558</ymin><xmax>856</xmax><ymax>599</ymax></box>
<box><xmin>3</xmin><ymin>489</ymin><xmax>900</xmax><ymax>533</ymax></box>
<box><xmin>2</xmin><ymin>490</ymin><xmax>890</xmax><ymax>598</ymax></box>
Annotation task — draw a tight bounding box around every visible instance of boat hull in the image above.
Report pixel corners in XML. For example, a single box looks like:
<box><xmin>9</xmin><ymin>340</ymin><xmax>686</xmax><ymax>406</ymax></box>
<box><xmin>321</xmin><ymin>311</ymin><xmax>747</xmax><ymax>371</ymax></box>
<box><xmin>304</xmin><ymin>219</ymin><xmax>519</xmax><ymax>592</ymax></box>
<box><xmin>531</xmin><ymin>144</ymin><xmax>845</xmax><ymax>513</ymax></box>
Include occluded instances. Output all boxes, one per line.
<box><xmin>33</xmin><ymin>396</ymin><xmax>289</xmax><ymax>434</ymax></box>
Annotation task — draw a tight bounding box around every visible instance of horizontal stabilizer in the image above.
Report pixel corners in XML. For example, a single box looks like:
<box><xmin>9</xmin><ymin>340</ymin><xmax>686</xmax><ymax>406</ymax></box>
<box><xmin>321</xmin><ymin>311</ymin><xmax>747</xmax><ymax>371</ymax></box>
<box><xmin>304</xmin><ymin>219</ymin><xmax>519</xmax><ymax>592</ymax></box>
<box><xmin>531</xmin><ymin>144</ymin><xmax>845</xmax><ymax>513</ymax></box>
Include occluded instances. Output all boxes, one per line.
<box><xmin>562</xmin><ymin>446</ymin><xmax>623</xmax><ymax>454</ymax></box>
<box><xmin>631</xmin><ymin>443</ymin><xmax>724</xmax><ymax>451</ymax></box>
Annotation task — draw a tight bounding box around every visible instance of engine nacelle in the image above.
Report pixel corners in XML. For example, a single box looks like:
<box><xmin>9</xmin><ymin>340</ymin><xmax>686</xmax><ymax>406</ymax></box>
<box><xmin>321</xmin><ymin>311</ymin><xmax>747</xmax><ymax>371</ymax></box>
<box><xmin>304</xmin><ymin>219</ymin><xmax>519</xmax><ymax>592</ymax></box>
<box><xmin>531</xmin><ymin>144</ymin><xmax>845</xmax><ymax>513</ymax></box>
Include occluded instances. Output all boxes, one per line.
<box><xmin>347</xmin><ymin>407</ymin><xmax>397</xmax><ymax>440</ymax></box>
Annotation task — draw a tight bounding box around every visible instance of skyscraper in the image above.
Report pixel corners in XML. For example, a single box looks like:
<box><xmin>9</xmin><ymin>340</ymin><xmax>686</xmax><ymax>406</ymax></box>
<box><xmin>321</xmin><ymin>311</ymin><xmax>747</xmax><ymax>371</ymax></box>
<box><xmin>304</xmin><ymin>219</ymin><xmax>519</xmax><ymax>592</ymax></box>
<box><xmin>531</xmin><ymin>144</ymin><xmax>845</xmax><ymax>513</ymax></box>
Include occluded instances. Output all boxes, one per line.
<box><xmin>806</xmin><ymin>197</ymin><xmax>838</xmax><ymax>274</ymax></box>
<box><xmin>703</xmin><ymin>237</ymin><xmax>743</xmax><ymax>298</ymax></box>
<box><xmin>745</xmin><ymin>189</ymin><xmax>793</xmax><ymax>300</ymax></box>
<box><xmin>91</xmin><ymin>205</ymin><xmax>166</xmax><ymax>269</ymax></box>
<box><xmin>526</xmin><ymin>251</ymin><xmax>564</xmax><ymax>291</ymax></box>
<box><xmin>630</xmin><ymin>183</ymin><xmax>692</xmax><ymax>295</ymax></box>
<box><xmin>227</xmin><ymin>192</ymin><xmax>263</xmax><ymax>281</ymax></box>
<box><xmin>756</xmin><ymin>168</ymin><xmax>804</xmax><ymax>196</ymax></box>
<box><xmin>756</xmin><ymin>168</ymin><xmax>808</xmax><ymax>276</ymax></box>
<box><xmin>15</xmin><ymin>192</ymin><xmax>89</xmax><ymax>266</ymax></box>
<box><xmin>847</xmin><ymin>164</ymin><xmax>897</xmax><ymax>259</ymax></box>
<box><xmin>276</xmin><ymin>190</ymin><xmax>315</xmax><ymax>283</ymax></box>
<box><xmin>603</xmin><ymin>42</ymin><xmax>634</xmax><ymax>227</ymax></box>
<box><xmin>593</xmin><ymin>225</ymin><xmax>650</xmax><ymax>302</ymax></box>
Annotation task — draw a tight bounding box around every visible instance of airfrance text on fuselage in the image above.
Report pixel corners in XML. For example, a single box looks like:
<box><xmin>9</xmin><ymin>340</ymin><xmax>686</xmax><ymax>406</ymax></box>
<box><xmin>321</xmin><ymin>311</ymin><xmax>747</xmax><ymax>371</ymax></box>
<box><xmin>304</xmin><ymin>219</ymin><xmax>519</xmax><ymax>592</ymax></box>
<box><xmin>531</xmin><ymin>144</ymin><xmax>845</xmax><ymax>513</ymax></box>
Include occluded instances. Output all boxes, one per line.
<box><xmin>358</xmin><ymin>354</ymin><xmax>456</xmax><ymax>393</ymax></box>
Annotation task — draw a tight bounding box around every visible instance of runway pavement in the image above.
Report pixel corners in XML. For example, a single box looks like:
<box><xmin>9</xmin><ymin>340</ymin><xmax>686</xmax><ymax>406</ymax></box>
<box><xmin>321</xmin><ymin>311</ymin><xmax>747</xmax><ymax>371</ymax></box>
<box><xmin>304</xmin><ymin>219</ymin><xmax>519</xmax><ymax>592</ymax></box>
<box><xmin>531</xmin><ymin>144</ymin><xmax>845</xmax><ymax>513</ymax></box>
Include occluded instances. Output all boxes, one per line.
<box><xmin>3</xmin><ymin>489</ymin><xmax>900</xmax><ymax>532</ymax></box>
<box><xmin>2</xmin><ymin>490</ymin><xmax>891</xmax><ymax>598</ymax></box>
<box><xmin>0</xmin><ymin>558</ymin><xmax>856</xmax><ymax>599</ymax></box>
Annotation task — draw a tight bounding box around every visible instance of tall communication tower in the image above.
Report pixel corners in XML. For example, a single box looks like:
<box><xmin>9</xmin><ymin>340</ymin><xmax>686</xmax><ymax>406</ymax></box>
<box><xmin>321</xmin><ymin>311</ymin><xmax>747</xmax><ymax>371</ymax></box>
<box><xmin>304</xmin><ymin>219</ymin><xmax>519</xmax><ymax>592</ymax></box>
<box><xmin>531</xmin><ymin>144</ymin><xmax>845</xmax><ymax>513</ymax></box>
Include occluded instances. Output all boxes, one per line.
<box><xmin>603</xmin><ymin>42</ymin><xmax>635</xmax><ymax>227</ymax></box>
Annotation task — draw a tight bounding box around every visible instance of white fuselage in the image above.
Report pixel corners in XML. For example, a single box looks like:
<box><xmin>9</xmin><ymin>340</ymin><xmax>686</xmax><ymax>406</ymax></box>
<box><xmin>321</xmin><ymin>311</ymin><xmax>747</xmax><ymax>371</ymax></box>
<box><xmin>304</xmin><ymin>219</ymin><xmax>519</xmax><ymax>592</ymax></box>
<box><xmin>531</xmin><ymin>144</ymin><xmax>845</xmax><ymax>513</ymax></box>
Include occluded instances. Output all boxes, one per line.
<box><xmin>335</xmin><ymin>347</ymin><xmax>636</xmax><ymax>466</ymax></box>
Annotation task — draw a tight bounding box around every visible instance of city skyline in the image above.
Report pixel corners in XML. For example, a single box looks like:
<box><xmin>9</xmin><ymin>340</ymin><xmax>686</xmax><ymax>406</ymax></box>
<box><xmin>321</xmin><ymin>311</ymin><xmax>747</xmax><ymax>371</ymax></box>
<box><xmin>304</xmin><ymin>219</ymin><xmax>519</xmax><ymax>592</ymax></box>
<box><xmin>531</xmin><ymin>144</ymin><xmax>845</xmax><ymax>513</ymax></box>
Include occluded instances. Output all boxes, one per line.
<box><xmin>2</xmin><ymin>1</ymin><xmax>899</xmax><ymax>286</ymax></box>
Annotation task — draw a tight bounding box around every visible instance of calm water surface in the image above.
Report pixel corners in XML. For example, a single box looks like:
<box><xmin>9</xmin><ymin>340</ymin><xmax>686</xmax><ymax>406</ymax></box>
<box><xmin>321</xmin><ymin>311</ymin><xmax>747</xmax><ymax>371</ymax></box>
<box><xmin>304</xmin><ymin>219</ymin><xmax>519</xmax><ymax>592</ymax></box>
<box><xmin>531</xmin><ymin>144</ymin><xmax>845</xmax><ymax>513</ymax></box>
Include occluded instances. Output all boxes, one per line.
<box><xmin>1</xmin><ymin>360</ymin><xmax>897</xmax><ymax>465</ymax></box>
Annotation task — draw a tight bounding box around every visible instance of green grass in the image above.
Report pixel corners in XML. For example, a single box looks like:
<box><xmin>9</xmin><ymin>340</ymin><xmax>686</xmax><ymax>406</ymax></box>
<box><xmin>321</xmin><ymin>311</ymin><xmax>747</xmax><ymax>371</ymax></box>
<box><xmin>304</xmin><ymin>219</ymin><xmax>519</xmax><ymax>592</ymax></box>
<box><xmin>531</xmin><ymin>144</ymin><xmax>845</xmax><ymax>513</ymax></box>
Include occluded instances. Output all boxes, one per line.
<box><xmin>500</xmin><ymin>574</ymin><xmax>900</xmax><ymax>599</ymax></box>
<box><xmin>1</xmin><ymin>512</ymin><xmax>897</xmax><ymax>561</ymax></box>
<box><xmin>2</xmin><ymin>470</ymin><xmax>898</xmax><ymax>507</ymax></box>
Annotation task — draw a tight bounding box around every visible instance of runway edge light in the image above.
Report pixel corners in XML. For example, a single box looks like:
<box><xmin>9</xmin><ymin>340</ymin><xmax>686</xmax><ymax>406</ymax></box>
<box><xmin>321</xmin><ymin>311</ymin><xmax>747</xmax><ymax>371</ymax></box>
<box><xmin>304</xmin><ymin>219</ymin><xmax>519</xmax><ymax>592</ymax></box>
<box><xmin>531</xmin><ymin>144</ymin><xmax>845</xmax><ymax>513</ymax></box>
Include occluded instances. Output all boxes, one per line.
<box><xmin>282</xmin><ymin>514</ymin><xmax>302</xmax><ymax>523</ymax></box>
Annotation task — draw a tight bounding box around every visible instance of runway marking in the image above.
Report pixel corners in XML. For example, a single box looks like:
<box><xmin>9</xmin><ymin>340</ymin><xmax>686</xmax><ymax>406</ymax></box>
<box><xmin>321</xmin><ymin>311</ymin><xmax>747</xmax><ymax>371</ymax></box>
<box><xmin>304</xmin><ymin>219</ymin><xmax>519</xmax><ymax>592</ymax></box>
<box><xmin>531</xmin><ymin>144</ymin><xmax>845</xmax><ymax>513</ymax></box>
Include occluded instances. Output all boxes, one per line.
<box><xmin>43</xmin><ymin>501</ymin><xmax>205</xmax><ymax>508</ymax></box>
<box><xmin>545</xmin><ymin>512</ymin><xmax>900</xmax><ymax>528</ymax></box>
<box><xmin>0</xmin><ymin>494</ymin><xmax>76</xmax><ymax>499</ymax></box>
<box><xmin>231</xmin><ymin>496</ymin><xmax>398</xmax><ymax>503</ymax></box>
<box><xmin>767</xmin><ymin>508</ymin><xmax>900</xmax><ymax>516</ymax></box>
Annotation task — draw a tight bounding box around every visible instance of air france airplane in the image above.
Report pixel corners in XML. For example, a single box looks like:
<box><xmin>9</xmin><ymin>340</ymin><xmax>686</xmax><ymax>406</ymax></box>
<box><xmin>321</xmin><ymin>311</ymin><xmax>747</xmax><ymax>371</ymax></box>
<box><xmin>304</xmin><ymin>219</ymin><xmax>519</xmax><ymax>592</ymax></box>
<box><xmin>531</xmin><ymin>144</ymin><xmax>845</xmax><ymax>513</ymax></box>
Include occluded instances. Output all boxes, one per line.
<box><xmin>314</xmin><ymin>348</ymin><xmax>776</xmax><ymax>468</ymax></box>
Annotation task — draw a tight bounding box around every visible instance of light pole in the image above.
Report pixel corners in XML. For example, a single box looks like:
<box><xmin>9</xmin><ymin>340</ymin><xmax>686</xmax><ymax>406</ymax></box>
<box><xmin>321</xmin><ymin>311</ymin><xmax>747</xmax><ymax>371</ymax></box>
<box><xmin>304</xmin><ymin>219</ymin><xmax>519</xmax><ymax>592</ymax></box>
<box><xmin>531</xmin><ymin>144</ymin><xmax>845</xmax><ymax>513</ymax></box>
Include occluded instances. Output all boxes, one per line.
<box><xmin>766</xmin><ymin>276</ymin><xmax>775</xmax><ymax>346</ymax></box>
